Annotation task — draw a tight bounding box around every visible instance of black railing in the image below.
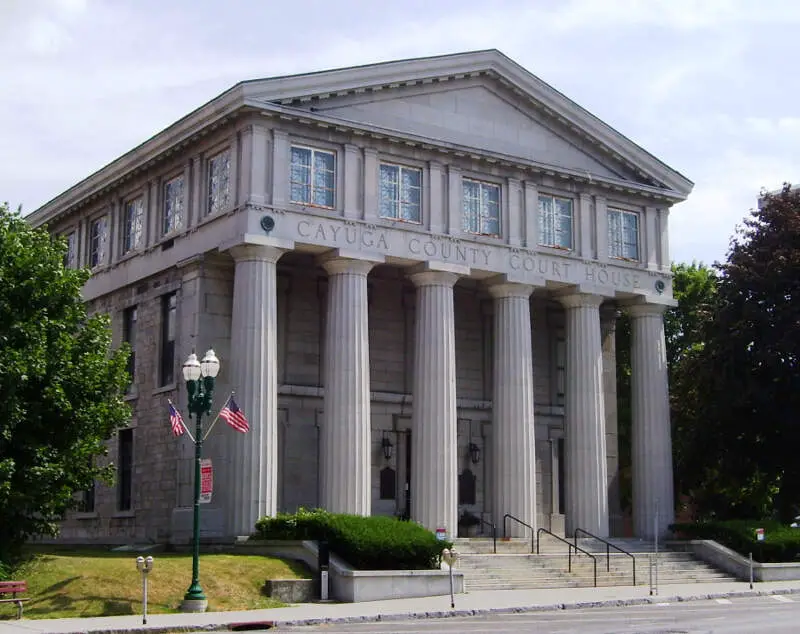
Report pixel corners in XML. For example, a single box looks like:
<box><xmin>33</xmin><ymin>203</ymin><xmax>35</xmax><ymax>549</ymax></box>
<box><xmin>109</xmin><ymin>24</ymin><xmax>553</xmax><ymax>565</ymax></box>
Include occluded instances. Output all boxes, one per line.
<box><xmin>537</xmin><ymin>527</ymin><xmax>597</xmax><ymax>587</ymax></box>
<box><xmin>503</xmin><ymin>514</ymin><xmax>535</xmax><ymax>553</ymax></box>
<box><xmin>478</xmin><ymin>518</ymin><xmax>497</xmax><ymax>554</ymax></box>
<box><xmin>573</xmin><ymin>528</ymin><xmax>636</xmax><ymax>586</ymax></box>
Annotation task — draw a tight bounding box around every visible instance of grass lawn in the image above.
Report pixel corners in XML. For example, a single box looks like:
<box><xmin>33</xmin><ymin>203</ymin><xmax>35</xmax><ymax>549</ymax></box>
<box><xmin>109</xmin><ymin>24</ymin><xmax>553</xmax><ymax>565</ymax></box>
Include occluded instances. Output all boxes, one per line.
<box><xmin>1</xmin><ymin>548</ymin><xmax>311</xmax><ymax>620</ymax></box>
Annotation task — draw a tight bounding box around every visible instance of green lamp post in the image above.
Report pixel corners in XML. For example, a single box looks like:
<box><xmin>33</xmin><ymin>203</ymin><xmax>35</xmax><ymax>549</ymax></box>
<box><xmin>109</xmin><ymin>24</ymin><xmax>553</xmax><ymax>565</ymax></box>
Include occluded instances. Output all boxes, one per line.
<box><xmin>179</xmin><ymin>349</ymin><xmax>220</xmax><ymax>613</ymax></box>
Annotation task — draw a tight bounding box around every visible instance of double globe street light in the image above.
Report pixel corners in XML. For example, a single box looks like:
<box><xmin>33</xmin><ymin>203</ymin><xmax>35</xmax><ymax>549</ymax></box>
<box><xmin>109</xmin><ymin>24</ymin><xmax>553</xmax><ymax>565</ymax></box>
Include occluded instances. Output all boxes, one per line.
<box><xmin>180</xmin><ymin>349</ymin><xmax>220</xmax><ymax>613</ymax></box>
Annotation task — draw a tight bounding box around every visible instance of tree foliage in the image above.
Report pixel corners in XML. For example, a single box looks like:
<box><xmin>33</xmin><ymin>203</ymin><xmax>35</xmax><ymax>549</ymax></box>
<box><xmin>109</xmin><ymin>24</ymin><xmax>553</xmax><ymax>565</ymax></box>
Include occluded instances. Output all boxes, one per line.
<box><xmin>0</xmin><ymin>203</ymin><xmax>130</xmax><ymax>563</ymax></box>
<box><xmin>674</xmin><ymin>185</ymin><xmax>800</xmax><ymax>520</ymax></box>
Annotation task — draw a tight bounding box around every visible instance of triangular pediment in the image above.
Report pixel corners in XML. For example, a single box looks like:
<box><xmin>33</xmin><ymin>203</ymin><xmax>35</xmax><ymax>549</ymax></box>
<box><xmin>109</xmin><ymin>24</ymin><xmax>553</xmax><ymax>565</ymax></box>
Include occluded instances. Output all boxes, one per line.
<box><xmin>241</xmin><ymin>50</ymin><xmax>693</xmax><ymax>197</ymax></box>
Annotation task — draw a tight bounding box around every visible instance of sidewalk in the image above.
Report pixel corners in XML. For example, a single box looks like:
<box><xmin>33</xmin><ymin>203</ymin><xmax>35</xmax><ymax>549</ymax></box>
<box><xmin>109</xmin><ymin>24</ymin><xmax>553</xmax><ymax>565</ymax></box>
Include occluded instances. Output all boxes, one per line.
<box><xmin>3</xmin><ymin>580</ymin><xmax>800</xmax><ymax>634</ymax></box>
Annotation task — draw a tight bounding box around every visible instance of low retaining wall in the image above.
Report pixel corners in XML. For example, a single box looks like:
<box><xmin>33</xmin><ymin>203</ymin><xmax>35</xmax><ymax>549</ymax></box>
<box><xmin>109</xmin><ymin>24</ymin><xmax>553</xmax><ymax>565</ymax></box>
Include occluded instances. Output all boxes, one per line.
<box><xmin>264</xmin><ymin>578</ymin><xmax>315</xmax><ymax>603</ymax></box>
<box><xmin>671</xmin><ymin>539</ymin><xmax>800</xmax><ymax>582</ymax></box>
<box><xmin>243</xmin><ymin>539</ymin><xmax>464</xmax><ymax>603</ymax></box>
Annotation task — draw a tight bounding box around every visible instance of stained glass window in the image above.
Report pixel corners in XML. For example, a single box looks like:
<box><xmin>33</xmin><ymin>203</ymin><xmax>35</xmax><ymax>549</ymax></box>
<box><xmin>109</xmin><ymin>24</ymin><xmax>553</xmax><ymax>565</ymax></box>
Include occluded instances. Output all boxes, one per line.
<box><xmin>290</xmin><ymin>146</ymin><xmax>335</xmax><ymax>208</ymax></box>
<box><xmin>462</xmin><ymin>179</ymin><xmax>500</xmax><ymax>236</ymax></box>
<box><xmin>379</xmin><ymin>164</ymin><xmax>421</xmax><ymax>222</ymax></box>
<box><xmin>89</xmin><ymin>216</ymin><xmax>108</xmax><ymax>268</ymax></box>
<box><xmin>608</xmin><ymin>208</ymin><xmax>639</xmax><ymax>260</ymax></box>
<box><xmin>163</xmin><ymin>175</ymin><xmax>184</xmax><ymax>235</ymax></box>
<box><xmin>538</xmin><ymin>195</ymin><xmax>573</xmax><ymax>249</ymax></box>
<box><xmin>123</xmin><ymin>197</ymin><xmax>144</xmax><ymax>254</ymax></box>
<box><xmin>207</xmin><ymin>150</ymin><xmax>231</xmax><ymax>215</ymax></box>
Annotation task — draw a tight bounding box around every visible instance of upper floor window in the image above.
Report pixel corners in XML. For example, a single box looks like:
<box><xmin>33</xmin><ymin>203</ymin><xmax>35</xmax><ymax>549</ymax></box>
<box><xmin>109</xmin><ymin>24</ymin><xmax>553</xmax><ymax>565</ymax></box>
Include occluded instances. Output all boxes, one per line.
<box><xmin>159</xmin><ymin>292</ymin><xmax>177</xmax><ymax>386</ymax></box>
<box><xmin>290</xmin><ymin>146</ymin><xmax>335</xmax><ymax>208</ymax></box>
<box><xmin>123</xmin><ymin>305</ymin><xmax>137</xmax><ymax>389</ymax></box>
<box><xmin>379</xmin><ymin>163</ymin><xmax>421</xmax><ymax>223</ymax></box>
<box><xmin>608</xmin><ymin>208</ymin><xmax>639</xmax><ymax>261</ymax></box>
<box><xmin>64</xmin><ymin>231</ymin><xmax>77</xmax><ymax>269</ymax></box>
<box><xmin>462</xmin><ymin>179</ymin><xmax>500</xmax><ymax>236</ymax></box>
<box><xmin>89</xmin><ymin>216</ymin><xmax>108</xmax><ymax>268</ymax></box>
<box><xmin>163</xmin><ymin>175</ymin><xmax>185</xmax><ymax>235</ymax></box>
<box><xmin>117</xmin><ymin>428</ymin><xmax>133</xmax><ymax>512</ymax></box>
<box><xmin>207</xmin><ymin>149</ymin><xmax>231</xmax><ymax>216</ymax></box>
<box><xmin>123</xmin><ymin>197</ymin><xmax>144</xmax><ymax>254</ymax></box>
<box><xmin>538</xmin><ymin>195</ymin><xmax>573</xmax><ymax>250</ymax></box>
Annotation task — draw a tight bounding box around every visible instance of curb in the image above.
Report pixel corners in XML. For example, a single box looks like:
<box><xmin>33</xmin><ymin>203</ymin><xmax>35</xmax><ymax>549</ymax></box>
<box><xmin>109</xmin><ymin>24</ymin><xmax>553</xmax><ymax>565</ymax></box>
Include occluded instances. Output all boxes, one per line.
<box><xmin>39</xmin><ymin>586</ymin><xmax>800</xmax><ymax>634</ymax></box>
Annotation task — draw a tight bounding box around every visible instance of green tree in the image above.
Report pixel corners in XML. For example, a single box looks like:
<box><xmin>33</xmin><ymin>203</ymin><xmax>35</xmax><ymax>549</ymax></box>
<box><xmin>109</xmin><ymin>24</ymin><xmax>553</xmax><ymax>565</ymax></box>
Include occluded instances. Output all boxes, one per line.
<box><xmin>678</xmin><ymin>185</ymin><xmax>800</xmax><ymax>520</ymax></box>
<box><xmin>0</xmin><ymin>203</ymin><xmax>130</xmax><ymax>564</ymax></box>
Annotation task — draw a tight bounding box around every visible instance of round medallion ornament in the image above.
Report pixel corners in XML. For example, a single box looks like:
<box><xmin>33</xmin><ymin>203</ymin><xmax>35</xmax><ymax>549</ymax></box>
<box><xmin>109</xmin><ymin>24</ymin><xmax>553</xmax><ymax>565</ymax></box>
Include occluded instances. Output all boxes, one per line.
<box><xmin>260</xmin><ymin>215</ymin><xmax>275</xmax><ymax>233</ymax></box>
<box><xmin>654</xmin><ymin>280</ymin><xmax>665</xmax><ymax>294</ymax></box>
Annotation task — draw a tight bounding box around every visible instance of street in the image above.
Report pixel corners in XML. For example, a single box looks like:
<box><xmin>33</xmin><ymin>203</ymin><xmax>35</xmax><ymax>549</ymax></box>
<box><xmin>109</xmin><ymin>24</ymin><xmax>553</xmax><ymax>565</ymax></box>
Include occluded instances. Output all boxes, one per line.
<box><xmin>274</xmin><ymin>594</ymin><xmax>800</xmax><ymax>633</ymax></box>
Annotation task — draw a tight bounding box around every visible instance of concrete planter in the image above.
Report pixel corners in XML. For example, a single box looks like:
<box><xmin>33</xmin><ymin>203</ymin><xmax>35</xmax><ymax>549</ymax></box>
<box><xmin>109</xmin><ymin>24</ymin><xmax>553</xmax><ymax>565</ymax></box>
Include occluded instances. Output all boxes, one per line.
<box><xmin>671</xmin><ymin>539</ymin><xmax>800</xmax><ymax>582</ymax></box>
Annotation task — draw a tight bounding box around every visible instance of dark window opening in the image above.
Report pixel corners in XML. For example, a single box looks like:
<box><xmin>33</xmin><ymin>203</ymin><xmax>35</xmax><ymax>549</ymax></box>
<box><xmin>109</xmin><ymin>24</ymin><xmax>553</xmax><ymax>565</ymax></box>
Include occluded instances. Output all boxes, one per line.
<box><xmin>458</xmin><ymin>468</ymin><xmax>477</xmax><ymax>505</ymax></box>
<box><xmin>160</xmin><ymin>293</ymin><xmax>176</xmax><ymax>386</ymax></box>
<box><xmin>123</xmin><ymin>306</ymin><xmax>137</xmax><ymax>390</ymax></box>
<box><xmin>379</xmin><ymin>467</ymin><xmax>396</xmax><ymax>500</ymax></box>
<box><xmin>118</xmin><ymin>428</ymin><xmax>133</xmax><ymax>512</ymax></box>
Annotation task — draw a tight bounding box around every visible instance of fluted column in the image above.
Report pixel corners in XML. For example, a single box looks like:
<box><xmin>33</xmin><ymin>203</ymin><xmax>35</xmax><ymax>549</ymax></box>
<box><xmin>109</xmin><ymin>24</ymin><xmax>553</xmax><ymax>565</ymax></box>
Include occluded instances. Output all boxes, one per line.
<box><xmin>228</xmin><ymin>244</ymin><xmax>285</xmax><ymax>536</ymax></box>
<box><xmin>320</xmin><ymin>256</ymin><xmax>376</xmax><ymax>515</ymax></box>
<box><xmin>559</xmin><ymin>293</ymin><xmax>609</xmax><ymax>537</ymax></box>
<box><xmin>410</xmin><ymin>270</ymin><xmax>459</xmax><ymax>535</ymax></box>
<box><xmin>630</xmin><ymin>303</ymin><xmax>674</xmax><ymax>539</ymax></box>
<box><xmin>489</xmin><ymin>282</ymin><xmax>537</xmax><ymax>537</ymax></box>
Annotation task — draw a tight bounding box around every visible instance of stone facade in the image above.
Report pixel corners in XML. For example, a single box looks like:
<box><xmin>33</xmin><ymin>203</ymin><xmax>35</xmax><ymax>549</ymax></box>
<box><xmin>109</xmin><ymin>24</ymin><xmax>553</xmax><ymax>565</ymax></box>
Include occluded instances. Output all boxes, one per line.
<box><xmin>30</xmin><ymin>50</ymin><xmax>692</xmax><ymax>544</ymax></box>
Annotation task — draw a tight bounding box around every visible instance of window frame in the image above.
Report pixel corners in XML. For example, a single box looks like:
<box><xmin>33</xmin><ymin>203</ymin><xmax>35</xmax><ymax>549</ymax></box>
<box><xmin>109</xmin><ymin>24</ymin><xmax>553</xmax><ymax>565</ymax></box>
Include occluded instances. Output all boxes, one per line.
<box><xmin>88</xmin><ymin>215</ymin><xmax>109</xmax><ymax>268</ymax></box>
<box><xmin>162</xmin><ymin>174</ymin><xmax>185</xmax><ymax>236</ymax></box>
<box><xmin>63</xmin><ymin>230</ymin><xmax>77</xmax><ymax>269</ymax></box>
<box><xmin>462</xmin><ymin>177</ymin><xmax>501</xmax><ymax>237</ymax></box>
<box><xmin>289</xmin><ymin>145</ymin><xmax>337</xmax><ymax>209</ymax></box>
<box><xmin>159</xmin><ymin>292</ymin><xmax>177</xmax><ymax>387</ymax></box>
<box><xmin>607</xmin><ymin>207</ymin><xmax>641</xmax><ymax>262</ymax></box>
<box><xmin>206</xmin><ymin>148</ymin><xmax>232</xmax><ymax>216</ymax></box>
<box><xmin>122</xmin><ymin>196</ymin><xmax>145</xmax><ymax>255</ymax></box>
<box><xmin>378</xmin><ymin>162</ymin><xmax>423</xmax><ymax>224</ymax></box>
<box><xmin>537</xmin><ymin>194</ymin><xmax>574</xmax><ymax>251</ymax></box>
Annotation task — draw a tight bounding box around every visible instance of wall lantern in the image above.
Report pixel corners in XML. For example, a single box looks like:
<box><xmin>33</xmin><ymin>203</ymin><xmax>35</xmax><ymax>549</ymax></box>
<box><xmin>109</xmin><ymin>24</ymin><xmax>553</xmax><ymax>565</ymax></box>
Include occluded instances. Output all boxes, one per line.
<box><xmin>468</xmin><ymin>442</ymin><xmax>481</xmax><ymax>465</ymax></box>
<box><xmin>381</xmin><ymin>436</ymin><xmax>394</xmax><ymax>461</ymax></box>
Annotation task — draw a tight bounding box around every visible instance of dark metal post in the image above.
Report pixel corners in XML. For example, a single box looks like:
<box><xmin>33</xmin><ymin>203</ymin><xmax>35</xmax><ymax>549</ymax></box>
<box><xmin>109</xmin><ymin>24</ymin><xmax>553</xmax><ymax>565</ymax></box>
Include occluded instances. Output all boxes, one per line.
<box><xmin>184</xmin><ymin>402</ymin><xmax>205</xmax><ymax>603</ymax></box>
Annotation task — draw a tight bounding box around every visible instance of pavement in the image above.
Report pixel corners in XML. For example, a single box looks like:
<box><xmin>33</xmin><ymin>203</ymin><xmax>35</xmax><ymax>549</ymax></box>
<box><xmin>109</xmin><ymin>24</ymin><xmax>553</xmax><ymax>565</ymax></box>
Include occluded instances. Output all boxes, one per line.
<box><xmin>3</xmin><ymin>580</ymin><xmax>800</xmax><ymax>634</ymax></box>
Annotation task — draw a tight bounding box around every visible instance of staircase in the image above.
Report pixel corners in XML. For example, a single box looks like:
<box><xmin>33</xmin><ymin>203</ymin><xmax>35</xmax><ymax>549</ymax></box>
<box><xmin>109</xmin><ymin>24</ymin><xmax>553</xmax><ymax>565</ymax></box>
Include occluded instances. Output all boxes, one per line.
<box><xmin>453</xmin><ymin>535</ymin><xmax>736</xmax><ymax>591</ymax></box>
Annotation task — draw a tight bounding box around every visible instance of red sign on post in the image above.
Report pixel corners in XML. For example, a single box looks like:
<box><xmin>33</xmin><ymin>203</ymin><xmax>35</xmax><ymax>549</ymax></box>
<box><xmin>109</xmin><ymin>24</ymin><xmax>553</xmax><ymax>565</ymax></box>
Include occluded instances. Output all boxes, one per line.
<box><xmin>200</xmin><ymin>459</ymin><xmax>213</xmax><ymax>504</ymax></box>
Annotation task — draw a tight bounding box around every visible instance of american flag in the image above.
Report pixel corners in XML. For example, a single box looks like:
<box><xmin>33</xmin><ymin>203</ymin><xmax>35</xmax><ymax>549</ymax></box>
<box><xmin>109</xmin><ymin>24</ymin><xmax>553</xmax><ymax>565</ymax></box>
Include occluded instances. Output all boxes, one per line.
<box><xmin>168</xmin><ymin>401</ymin><xmax>185</xmax><ymax>436</ymax></box>
<box><xmin>220</xmin><ymin>395</ymin><xmax>249</xmax><ymax>433</ymax></box>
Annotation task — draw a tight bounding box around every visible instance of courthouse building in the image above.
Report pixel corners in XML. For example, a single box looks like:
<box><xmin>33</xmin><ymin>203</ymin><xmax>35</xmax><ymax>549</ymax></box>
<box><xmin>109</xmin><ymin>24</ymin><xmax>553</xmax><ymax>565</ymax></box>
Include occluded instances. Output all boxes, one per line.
<box><xmin>29</xmin><ymin>50</ymin><xmax>691</xmax><ymax>545</ymax></box>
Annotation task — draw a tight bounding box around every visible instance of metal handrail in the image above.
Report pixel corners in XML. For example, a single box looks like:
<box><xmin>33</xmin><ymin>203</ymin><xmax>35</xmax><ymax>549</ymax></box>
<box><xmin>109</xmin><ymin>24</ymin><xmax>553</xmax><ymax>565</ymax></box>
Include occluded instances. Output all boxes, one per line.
<box><xmin>478</xmin><ymin>518</ymin><xmax>497</xmax><ymax>554</ymax></box>
<box><xmin>503</xmin><ymin>513</ymin><xmax>535</xmax><ymax>553</ymax></box>
<box><xmin>573</xmin><ymin>528</ymin><xmax>636</xmax><ymax>586</ymax></box>
<box><xmin>537</xmin><ymin>527</ymin><xmax>597</xmax><ymax>587</ymax></box>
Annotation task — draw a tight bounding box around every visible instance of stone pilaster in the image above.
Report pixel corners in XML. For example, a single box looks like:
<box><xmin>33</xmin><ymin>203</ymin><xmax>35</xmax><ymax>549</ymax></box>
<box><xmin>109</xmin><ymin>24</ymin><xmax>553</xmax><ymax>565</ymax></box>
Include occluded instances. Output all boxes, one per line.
<box><xmin>489</xmin><ymin>282</ymin><xmax>536</xmax><ymax>537</ymax></box>
<box><xmin>410</xmin><ymin>270</ymin><xmax>460</xmax><ymax>536</ymax></box>
<box><xmin>629</xmin><ymin>303</ymin><xmax>674</xmax><ymax>538</ymax></box>
<box><xmin>559</xmin><ymin>292</ymin><xmax>609</xmax><ymax>537</ymax></box>
<box><xmin>228</xmin><ymin>244</ymin><xmax>286</xmax><ymax>536</ymax></box>
<box><xmin>320</xmin><ymin>256</ymin><xmax>377</xmax><ymax>515</ymax></box>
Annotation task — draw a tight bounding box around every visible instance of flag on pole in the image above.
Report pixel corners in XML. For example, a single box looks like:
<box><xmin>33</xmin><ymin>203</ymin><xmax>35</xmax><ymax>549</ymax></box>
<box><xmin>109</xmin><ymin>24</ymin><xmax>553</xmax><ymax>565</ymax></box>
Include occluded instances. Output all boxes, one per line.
<box><xmin>168</xmin><ymin>402</ymin><xmax>185</xmax><ymax>436</ymax></box>
<box><xmin>219</xmin><ymin>395</ymin><xmax>249</xmax><ymax>433</ymax></box>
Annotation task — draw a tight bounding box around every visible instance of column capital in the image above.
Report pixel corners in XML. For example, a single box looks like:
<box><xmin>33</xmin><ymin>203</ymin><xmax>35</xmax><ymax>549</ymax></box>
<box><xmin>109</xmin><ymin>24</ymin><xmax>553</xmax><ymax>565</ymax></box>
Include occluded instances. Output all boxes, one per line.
<box><xmin>558</xmin><ymin>292</ymin><xmax>604</xmax><ymax>310</ymax></box>
<box><xmin>409</xmin><ymin>270</ymin><xmax>460</xmax><ymax>288</ymax></box>
<box><xmin>222</xmin><ymin>234</ymin><xmax>294</xmax><ymax>262</ymax></box>
<box><xmin>317</xmin><ymin>250</ymin><xmax>383</xmax><ymax>276</ymax></box>
<box><xmin>487</xmin><ymin>281</ymin><xmax>534</xmax><ymax>300</ymax></box>
<box><xmin>626</xmin><ymin>302</ymin><xmax>667</xmax><ymax>318</ymax></box>
<box><xmin>229</xmin><ymin>243</ymin><xmax>288</xmax><ymax>264</ymax></box>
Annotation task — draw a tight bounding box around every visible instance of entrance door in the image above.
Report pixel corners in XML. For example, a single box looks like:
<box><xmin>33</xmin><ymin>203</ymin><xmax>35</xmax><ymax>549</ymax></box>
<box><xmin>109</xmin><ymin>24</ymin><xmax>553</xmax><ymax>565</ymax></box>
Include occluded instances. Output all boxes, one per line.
<box><xmin>397</xmin><ymin>430</ymin><xmax>412</xmax><ymax>519</ymax></box>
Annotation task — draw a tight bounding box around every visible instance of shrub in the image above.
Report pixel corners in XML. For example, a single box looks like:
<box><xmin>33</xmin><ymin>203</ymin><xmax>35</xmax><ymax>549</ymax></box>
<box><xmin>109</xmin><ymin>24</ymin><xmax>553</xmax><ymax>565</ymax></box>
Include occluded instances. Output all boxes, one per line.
<box><xmin>671</xmin><ymin>519</ymin><xmax>800</xmax><ymax>563</ymax></box>
<box><xmin>0</xmin><ymin>560</ymin><xmax>8</xmax><ymax>581</ymax></box>
<box><xmin>255</xmin><ymin>509</ymin><xmax>452</xmax><ymax>570</ymax></box>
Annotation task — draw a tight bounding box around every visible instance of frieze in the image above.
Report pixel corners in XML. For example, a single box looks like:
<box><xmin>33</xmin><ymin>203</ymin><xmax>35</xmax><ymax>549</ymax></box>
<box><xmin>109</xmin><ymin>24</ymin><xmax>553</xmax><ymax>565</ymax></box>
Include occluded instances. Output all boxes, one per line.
<box><xmin>280</xmin><ymin>213</ymin><xmax>670</xmax><ymax>296</ymax></box>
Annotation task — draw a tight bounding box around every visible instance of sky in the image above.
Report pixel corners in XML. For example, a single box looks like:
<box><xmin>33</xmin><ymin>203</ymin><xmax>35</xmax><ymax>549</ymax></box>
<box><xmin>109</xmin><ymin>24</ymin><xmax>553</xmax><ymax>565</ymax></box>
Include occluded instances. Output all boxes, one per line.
<box><xmin>2</xmin><ymin>0</ymin><xmax>799</xmax><ymax>266</ymax></box>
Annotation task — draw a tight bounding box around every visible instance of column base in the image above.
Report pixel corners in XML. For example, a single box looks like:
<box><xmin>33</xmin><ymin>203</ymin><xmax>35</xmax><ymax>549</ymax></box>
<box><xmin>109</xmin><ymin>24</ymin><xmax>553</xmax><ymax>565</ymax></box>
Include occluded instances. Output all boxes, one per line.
<box><xmin>179</xmin><ymin>598</ymin><xmax>208</xmax><ymax>613</ymax></box>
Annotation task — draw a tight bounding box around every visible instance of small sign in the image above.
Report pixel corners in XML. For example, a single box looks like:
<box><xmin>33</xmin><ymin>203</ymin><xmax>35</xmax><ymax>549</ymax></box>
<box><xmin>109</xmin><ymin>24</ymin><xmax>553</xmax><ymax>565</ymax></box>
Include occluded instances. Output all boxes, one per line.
<box><xmin>200</xmin><ymin>459</ymin><xmax>213</xmax><ymax>504</ymax></box>
<box><xmin>435</xmin><ymin>528</ymin><xmax>447</xmax><ymax>541</ymax></box>
<box><xmin>756</xmin><ymin>528</ymin><xmax>765</xmax><ymax>541</ymax></box>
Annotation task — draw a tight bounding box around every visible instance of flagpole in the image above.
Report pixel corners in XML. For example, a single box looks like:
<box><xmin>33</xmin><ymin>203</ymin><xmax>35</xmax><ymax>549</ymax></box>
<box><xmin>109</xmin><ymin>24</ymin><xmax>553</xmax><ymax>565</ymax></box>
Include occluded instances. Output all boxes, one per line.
<box><xmin>201</xmin><ymin>391</ymin><xmax>233</xmax><ymax>442</ymax></box>
<box><xmin>168</xmin><ymin>399</ymin><xmax>196</xmax><ymax>444</ymax></box>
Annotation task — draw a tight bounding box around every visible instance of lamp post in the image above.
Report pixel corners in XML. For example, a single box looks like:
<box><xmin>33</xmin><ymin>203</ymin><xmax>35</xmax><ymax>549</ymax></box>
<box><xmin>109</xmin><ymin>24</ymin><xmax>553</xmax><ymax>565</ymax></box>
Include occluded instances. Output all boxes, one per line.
<box><xmin>179</xmin><ymin>349</ymin><xmax>220</xmax><ymax>613</ymax></box>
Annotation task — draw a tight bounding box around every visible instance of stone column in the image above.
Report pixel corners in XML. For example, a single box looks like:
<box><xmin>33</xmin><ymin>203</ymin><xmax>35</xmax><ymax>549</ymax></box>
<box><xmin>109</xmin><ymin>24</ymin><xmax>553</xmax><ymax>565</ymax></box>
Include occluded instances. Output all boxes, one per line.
<box><xmin>629</xmin><ymin>303</ymin><xmax>674</xmax><ymax>539</ymax></box>
<box><xmin>320</xmin><ymin>256</ymin><xmax>377</xmax><ymax>515</ymax></box>
<box><xmin>489</xmin><ymin>282</ymin><xmax>537</xmax><ymax>537</ymax></box>
<box><xmin>228</xmin><ymin>244</ymin><xmax>286</xmax><ymax>536</ymax></box>
<box><xmin>559</xmin><ymin>293</ymin><xmax>609</xmax><ymax>537</ymax></box>
<box><xmin>410</xmin><ymin>270</ymin><xmax>460</xmax><ymax>536</ymax></box>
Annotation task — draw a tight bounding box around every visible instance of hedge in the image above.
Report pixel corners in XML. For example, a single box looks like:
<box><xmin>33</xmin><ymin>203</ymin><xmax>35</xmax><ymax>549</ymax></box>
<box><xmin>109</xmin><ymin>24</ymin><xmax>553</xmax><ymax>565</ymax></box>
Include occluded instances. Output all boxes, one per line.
<box><xmin>671</xmin><ymin>519</ymin><xmax>800</xmax><ymax>563</ymax></box>
<box><xmin>254</xmin><ymin>509</ymin><xmax>451</xmax><ymax>570</ymax></box>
